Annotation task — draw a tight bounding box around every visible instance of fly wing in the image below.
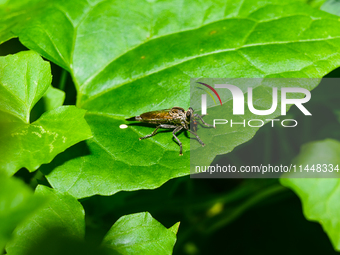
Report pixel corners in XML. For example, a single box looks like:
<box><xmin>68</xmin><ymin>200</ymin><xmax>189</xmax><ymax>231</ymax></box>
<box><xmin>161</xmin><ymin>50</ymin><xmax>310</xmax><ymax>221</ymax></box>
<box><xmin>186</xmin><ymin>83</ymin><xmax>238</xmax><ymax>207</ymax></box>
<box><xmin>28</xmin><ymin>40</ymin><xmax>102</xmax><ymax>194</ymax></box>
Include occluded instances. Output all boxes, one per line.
<box><xmin>139</xmin><ymin>109</ymin><xmax>172</xmax><ymax>124</ymax></box>
<box><xmin>126</xmin><ymin>109</ymin><xmax>173</xmax><ymax>124</ymax></box>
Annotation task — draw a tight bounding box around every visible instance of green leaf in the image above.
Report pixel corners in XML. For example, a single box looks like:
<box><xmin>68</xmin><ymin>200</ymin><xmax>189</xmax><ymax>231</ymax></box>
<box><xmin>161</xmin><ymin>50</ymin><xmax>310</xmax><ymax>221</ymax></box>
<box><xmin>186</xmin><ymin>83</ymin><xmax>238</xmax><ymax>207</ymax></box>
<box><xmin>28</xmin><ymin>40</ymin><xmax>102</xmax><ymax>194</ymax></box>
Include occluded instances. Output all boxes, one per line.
<box><xmin>5</xmin><ymin>188</ymin><xmax>177</xmax><ymax>255</ymax></box>
<box><xmin>0</xmin><ymin>51</ymin><xmax>92</xmax><ymax>175</ymax></box>
<box><xmin>41</xmin><ymin>86</ymin><xmax>65</xmax><ymax>111</ymax></box>
<box><xmin>280</xmin><ymin>139</ymin><xmax>340</xmax><ymax>251</ymax></box>
<box><xmin>102</xmin><ymin>212</ymin><xmax>178</xmax><ymax>255</ymax></box>
<box><xmin>334</xmin><ymin>110</ymin><xmax>340</xmax><ymax>124</ymax></box>
<box><xmin>0</xmin><ymin>0</ymin><xmax>47</xmax><ymax>44</ymax></box>
<box><xmin>30</xmin><ymin>86</ymin><xmax>65</xmax><ymax>122</ymax></box>
<box><xmin>6</xmin><ymin>185</ymin><xmax>86</xmax><ymax>255</ymax></box>
<box><xmin>307</xmin><ymin>0</ymin><xmax>328</xmax><ymax>8</ymax></box>
<box><xmin>10</xmin><ymin>0</ymin><xmax>340</xmax><ymax>197</ymax></box>
<box><xmin>0</xmin><ymin>51</ymin><xmax>51</xmax><ymax>124</ymax></box>
<box><xmin>0</xmin><ymin>175</ymin><xmax>46</xmax><ymax>252</ymax></box>
<box><xmin>169</xmin><ymin>222</ymin><xmax>180</xmax><ymax>235</ymax></box>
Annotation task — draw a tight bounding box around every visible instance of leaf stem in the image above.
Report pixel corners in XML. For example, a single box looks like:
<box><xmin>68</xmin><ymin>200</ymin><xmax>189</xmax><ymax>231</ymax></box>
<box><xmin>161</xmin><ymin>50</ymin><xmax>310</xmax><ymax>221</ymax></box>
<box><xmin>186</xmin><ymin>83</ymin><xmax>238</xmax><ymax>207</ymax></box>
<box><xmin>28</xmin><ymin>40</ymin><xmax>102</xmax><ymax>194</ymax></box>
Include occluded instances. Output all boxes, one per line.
<box><xmin>276</xmin><ymin>126</ymin><xmax>294</xmax><ymax>160</ymax></box>
<box><xmin>29</xmin><ymin>170</ymin><xmax>44</xmax><ymax>189</ymax></box>
<box><xmin>302</xmin><ymin>116</ymin><xmax>312</xmax><ymax>144</ymax></box>
<box><xmin>58</xmin><ymin>69</ymin><xmax>68</xmax><ymax>91</ymax></box>
<box><xmin>263</xmin><ymin>126</ymin><xmax>272</xmax><ymax>164</ymax></box>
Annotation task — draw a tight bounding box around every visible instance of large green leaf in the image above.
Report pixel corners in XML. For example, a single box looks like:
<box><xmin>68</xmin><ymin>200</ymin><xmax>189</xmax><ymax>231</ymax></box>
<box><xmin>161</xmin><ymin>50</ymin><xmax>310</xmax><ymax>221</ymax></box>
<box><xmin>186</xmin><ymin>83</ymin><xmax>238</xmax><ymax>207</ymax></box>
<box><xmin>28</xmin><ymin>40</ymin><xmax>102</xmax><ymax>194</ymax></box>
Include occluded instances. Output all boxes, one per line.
<box><xmin>0</xmin><ymin>51</ymin><xmax>92</xmax><ymax>175</ymax></box>
<box><xmin>7</xmin><ymin>0</ymin><xmax>340</xmax><ymax>197</ymax></box>
<box><xmin>0</xmin><ymin>0</ymin><xmax>47</xmax><ymax>44</ymax></box>
<box><xmin>102</xmin><ymin>212</ymin><xmax>179</xmax><ymax>255</ymax></box>
<box><xmin>0</xmin><ymin>175</ymin><xmax>45</xmax><ymax>252</ymax></box>
<box><xmin>280</xmin><ymin>139</ymin><xmax>340</xmax><ymax>251</ymax></box>
<box><xmin>5</xmin><ymin>185</ymin><xmax>86</xmax><ymax>255</ymax></box>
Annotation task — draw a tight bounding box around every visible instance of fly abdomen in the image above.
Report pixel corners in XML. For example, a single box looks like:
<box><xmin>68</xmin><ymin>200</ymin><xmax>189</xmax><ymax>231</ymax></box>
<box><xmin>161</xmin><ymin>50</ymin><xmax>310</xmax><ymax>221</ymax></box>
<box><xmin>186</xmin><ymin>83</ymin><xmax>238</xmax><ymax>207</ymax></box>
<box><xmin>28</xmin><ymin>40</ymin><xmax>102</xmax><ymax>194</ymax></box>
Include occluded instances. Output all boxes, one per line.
<box><xmin>126</xmin><ymin>116</ymin><xmax>142</xmax><ymax>121</ymax></box>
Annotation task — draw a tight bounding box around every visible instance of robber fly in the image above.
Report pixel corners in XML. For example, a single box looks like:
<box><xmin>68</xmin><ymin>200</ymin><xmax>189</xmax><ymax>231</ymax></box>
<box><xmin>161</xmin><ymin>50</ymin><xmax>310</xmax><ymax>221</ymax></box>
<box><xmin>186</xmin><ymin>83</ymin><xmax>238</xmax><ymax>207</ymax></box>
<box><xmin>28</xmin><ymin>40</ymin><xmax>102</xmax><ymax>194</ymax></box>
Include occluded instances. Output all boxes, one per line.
<box><xmin>126</xmin><ymin>107</ymin><xmax>214</xmax><ymax>155</ymax></box>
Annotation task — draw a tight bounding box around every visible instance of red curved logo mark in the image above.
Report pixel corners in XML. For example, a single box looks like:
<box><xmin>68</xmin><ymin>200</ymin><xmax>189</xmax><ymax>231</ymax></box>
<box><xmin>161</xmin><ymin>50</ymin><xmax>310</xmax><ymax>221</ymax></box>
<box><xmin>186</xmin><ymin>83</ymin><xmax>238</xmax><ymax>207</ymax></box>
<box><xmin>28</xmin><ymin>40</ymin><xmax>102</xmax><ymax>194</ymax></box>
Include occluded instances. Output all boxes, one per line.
<box><xmin>197</xmin><ymin>82</ymin><xmax>223</xmax><ymax>106</ymax></box>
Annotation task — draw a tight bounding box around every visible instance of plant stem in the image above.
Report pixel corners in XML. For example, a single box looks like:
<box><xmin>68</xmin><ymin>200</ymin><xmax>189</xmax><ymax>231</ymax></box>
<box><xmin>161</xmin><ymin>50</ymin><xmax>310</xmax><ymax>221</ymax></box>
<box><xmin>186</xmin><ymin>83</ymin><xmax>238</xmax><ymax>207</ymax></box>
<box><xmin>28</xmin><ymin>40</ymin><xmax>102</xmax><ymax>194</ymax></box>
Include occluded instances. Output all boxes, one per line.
<box><xmin>204</xmin><ymin>184</ymin><xmax>287</xmax><ymax>234</ymax></box>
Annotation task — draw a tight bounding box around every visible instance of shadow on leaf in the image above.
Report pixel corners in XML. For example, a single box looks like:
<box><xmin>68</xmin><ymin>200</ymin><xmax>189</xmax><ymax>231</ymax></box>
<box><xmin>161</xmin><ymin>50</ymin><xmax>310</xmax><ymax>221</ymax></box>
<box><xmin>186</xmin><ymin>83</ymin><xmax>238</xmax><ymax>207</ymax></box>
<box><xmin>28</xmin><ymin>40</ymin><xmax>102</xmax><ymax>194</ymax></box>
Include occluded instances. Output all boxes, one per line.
<box><xmin>39</xmin><ymin>141</ymin><xmax>91</xmax><ymax>175</ymax></box>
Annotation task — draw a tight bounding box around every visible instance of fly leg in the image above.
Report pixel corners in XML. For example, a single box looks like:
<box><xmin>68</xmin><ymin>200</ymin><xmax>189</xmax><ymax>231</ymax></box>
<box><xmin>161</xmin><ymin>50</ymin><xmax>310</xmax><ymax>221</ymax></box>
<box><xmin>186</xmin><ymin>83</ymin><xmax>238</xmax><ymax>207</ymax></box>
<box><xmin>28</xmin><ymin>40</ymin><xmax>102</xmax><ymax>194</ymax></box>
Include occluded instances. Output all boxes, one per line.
<box><xmin>172</xmin><ymin>126</ymin><xmax>184</xmax><ymax>156</ymax></box>
<box><xmin>187</xmin><ymin>129</ymin><xmax>205</xmax><ymax>147</ymax></box>
<box><xmin>139</xmin><ymin>125</ymin><xmax>161</xmax><ymax>140</ymax></box>
<box><xmin>139</xmin><ymin>124</ymin><xmax>184</xmax><ymax>156</ymax></box>
<box><xmin>154</xmin><ymin>124</ymin><xmax>184</xmax><ymax>155</ymax></box>
<box><xmin>193</xmin><ymin>114</ymin><xmax>215</xmax><ymax>128</ymax></box>
<box><xmin>183</xmin><ymin>122</ymin><xmax>205</xmax><ymax>147</ymax></box>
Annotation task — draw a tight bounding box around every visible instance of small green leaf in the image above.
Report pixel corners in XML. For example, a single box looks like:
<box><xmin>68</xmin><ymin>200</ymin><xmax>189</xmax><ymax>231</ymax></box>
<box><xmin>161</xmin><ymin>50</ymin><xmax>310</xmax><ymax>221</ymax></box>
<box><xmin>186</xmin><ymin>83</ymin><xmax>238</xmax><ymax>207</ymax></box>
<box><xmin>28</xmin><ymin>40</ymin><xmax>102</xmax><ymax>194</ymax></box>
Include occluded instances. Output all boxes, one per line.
<box><xmin>30</xmin><ymin>86</ymin><xmax>65</xmax><ymax>122</ymax></box>
<box><xmin>280</xmin><ymin>139</ymin><xmax>340</xmax><ymax>251</ymax></box>
<box><xmin>102</xmin><ymin>212</ymin><xmax>178</xmax><ymax>255</ymax></box>
<box><xmin>9</xmin><ymin>0</ymin><xmax>340</xmax><ymax>197</ymax></box>
<box><xmin>42</xmin><ymin>86</ymin><xmax>65</xmax><ymax>111</ymax></box>
<box><xmin>0</xmin><ymin>51</ymin><xmax>51</xmax><ymax>124</ymax></box>
<box><xmin>0</xmin><ymin>51</ymin><xmax>92</xmax><ymax>175</ymax></box>
<box><xmin>0</xmin><ymin>175</ymin><xmax>46</xmax><ymax>252</ymax></box>
<box><xmin>6</xmin><ymin>185</ymin><xmax>86</xmax><ymax>255</ymax></box>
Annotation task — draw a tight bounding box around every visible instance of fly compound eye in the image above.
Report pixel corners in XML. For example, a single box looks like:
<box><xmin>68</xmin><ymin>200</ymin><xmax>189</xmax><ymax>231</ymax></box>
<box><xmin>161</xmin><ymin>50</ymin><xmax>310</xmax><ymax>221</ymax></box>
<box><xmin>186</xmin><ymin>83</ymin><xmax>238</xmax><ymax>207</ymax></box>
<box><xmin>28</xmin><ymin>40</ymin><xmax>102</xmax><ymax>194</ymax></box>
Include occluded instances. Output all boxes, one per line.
<box><xmin>186</xmin><ymin>107</ymin><xmax>194</xmax><ymax>118</ymax></box>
